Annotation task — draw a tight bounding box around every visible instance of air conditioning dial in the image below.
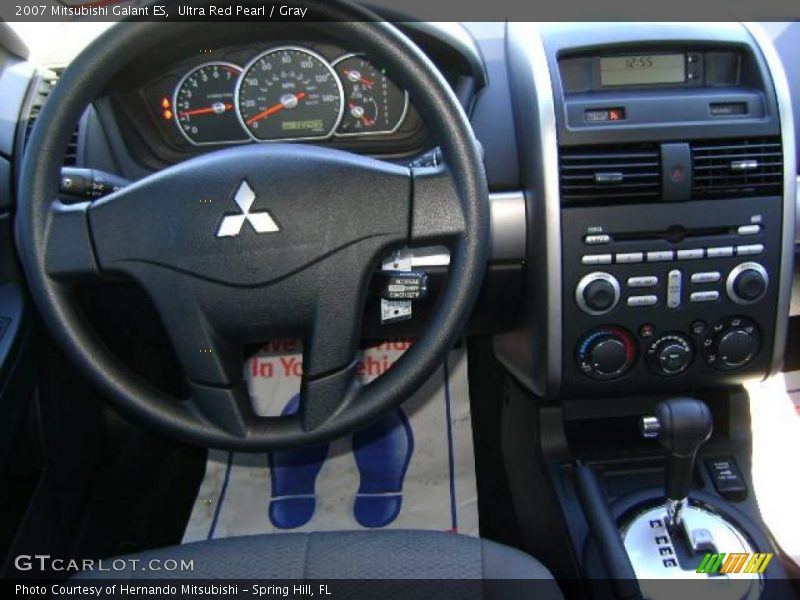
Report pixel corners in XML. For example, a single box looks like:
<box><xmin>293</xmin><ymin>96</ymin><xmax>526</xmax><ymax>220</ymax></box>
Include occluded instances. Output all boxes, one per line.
<box><xmin>646</xmin><ymin>333</ymin><xmax>694</xmax><ymax>376</ymax></box>
<box><xmin>577</xmin><ymin>327</ymin><xmax>636</xmax><ymax>380</ymax></box>
<box><xmin>703</xmin><ymin>316</ymin><xmax>760</xmax><ymax>370</ymax></box>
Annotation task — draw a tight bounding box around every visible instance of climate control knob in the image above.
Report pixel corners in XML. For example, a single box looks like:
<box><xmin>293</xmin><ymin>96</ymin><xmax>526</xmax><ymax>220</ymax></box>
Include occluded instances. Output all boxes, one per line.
<box><xmin>577</xmin><ymin>327</ymin><xmax>635</xmax><ymax>380</ymax></box>
<box><xmin>646</xmin><ymin>333</ymin><xmax>694</xmax><ymax>376</ymax></box>
<box><xmin>726</xmin><ymin>262</ymin><xmax>768</xmax><ymax>305</ymax></box>
<box><xmin>576</xmin><ymin>272</ymin><xmax>620</xmax><ymax>315</ymax></box>
<box><xmin>703</xmin><ymin>316</ymin><xmax>760</xmax><ymax>370</ymax></box>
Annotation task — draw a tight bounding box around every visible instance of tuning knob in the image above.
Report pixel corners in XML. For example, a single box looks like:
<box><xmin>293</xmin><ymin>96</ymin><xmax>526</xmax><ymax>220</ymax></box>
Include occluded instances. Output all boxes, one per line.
<box><xmin>577</xmin><ymin>327</ymin><xmax>635</xmax><ymax>380</ymax></box>
<box><xmin>646</xmin><ymin>333</ymin><xmax>694</xmax><ymax>376</ymax></box>
<box><xmin>726</xmin><ymin>262</ymin><xmax>768</xmax><ymax>305</ymax></box>
<box><xmin>576</xmin><ymin>272</ymin><xmax>620</xmax><ymax>315</ymax></box>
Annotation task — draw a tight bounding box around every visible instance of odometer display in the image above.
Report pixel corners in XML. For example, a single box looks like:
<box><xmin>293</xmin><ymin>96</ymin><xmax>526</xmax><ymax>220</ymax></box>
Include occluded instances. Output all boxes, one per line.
<box><xmin>236</xmin><ymin>47</ymin><xmax>343</xmax><ymax>142</ymax></box>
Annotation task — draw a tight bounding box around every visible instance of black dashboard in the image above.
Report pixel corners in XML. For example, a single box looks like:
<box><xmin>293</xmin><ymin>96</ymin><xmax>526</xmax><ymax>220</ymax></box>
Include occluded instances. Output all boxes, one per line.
<box><xmin>1</xmin><ymin>20</ymin><xmax>797</xmax><ymax>406</ymax></box>
<box><xmin>95</xmin><ymin>22</ymin><xmax>481</xmax><ymax>171</ymax></box>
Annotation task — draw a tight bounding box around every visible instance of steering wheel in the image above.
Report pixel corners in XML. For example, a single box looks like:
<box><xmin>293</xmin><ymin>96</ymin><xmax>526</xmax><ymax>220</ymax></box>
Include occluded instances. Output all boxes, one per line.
<box><xmin>15</xmin><ymin>1</ymin><xmax>489</xmax><ymax>451</ymax></box>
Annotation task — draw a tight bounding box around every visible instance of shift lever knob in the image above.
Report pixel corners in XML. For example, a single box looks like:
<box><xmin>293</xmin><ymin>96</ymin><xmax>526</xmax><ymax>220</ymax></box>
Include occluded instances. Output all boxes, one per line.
<box><xmin>641</xmin><ymin>397</ymin><xmax>712</xmax><ymax>526</ymax></box>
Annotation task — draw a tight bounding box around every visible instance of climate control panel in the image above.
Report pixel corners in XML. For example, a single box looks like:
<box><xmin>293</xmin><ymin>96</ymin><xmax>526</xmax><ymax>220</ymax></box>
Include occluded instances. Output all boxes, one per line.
<box><xmin>561</xmin><ymin>196</ymin><xmax>781</xmax><ymax>396</ymax></box>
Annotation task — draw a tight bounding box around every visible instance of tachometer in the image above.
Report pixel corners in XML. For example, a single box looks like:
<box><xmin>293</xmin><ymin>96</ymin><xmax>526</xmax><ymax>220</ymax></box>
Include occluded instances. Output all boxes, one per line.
<box><xmin>236</xmin><ymin>47</ymin><xmax>343</xmax><ymax>142</ymax></box>
<box><xmin>173</xmin><ymin>62</ymin><xmax>247</xmax><ymax>146</ymax></box>
<box><xmin>332</xmin><ymin>54</ymin><xmax>409</xmax><ymax>137</ymax></box>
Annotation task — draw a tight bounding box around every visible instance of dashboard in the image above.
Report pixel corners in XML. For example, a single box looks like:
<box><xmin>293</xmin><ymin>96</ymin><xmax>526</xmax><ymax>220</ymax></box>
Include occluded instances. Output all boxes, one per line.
<box><xmin>3</xmin><ymin>21</ymin><xmax>797</xmax><ymax>406</ymax></box>
<box><xmin>93</xmin><ymin>23</ymin><xmax>482</xmax><ymax>171</ymax></box>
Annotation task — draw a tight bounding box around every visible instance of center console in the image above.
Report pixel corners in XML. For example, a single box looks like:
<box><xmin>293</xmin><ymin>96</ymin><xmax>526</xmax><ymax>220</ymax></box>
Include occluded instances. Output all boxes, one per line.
<box><xmin>501</xmin><ymin>21</ymin><xmax>796</xmax><ymax>401</ymax></box>
<box><xmin>499</xmin><ymin>21</ymin><xmax>797</xmax><ymax>595</ymax></box>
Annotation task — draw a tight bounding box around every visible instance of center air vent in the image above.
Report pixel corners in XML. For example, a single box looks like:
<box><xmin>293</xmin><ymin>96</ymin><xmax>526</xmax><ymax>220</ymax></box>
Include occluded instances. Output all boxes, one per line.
<box><xmin>559</xmin><ymin>144</ymin><xmax>661</xmax><ymax>204</ymax></box>
<box><xmin>691</xmin><ymin>138</ymin><xmax>783</xmax><ymax>199</ymax></box>
<box><xmin>23</xmin><ymin>69</ymin><xmax>79</xmax><ymax>166</ymax></box>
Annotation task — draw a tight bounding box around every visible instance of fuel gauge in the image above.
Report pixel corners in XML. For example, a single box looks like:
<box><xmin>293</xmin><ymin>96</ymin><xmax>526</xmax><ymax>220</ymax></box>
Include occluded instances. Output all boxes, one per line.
<box><xmin>332</xmin><ymin>54</ymin><xmax>408</xmax><ymax>137</ymax></box>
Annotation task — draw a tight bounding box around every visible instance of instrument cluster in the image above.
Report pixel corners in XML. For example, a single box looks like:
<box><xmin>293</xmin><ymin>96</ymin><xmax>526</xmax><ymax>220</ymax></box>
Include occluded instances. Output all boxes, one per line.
<box><xmin>165</xmin><ymin>45</ymin><xmax>408</xmax><ymax>147</ymax></box>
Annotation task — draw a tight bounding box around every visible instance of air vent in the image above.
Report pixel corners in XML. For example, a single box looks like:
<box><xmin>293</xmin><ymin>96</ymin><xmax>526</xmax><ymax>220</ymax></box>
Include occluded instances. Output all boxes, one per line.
<box><xmin>23</xmin><ymin>69</ymin><xmax>79</xmax><ymax>166</ymax></box>
<box><xmin>691</xmin><ymin>138</ymin><xmax>783</xmax><ymax>199</ymax></box>
<box><xmin>559</xmin><ymin>144</ymin><xmax>661</xmax><ymax>203</ymax></box>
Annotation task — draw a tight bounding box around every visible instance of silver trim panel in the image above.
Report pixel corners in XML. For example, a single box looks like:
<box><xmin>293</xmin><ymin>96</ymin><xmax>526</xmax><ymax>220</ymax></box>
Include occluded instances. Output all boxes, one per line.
<box><xmin>386</xmin><ymin>190</ymin><xmax>527</xmax><ymax>267</ymax></box>
<box><xmin>488</xmin><ymin>191</ymin><xmax>526</xmax><ymax>261</ymax></box>
<box><xmin>745</xmin><ymin>23</ymin><xmax>797</xmax><ymax>377</ymax></box>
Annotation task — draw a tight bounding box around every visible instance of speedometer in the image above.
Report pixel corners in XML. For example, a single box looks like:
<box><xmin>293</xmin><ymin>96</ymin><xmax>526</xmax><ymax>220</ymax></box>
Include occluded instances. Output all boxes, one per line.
<box><xmin>235</xmin><ymin>47</ymin><xmax>343</xmax><ymax>142</ymax></box>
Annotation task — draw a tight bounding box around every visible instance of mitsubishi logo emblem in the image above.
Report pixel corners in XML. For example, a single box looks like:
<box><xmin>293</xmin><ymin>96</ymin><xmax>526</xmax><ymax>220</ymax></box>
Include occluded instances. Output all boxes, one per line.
<box><xmin>216</xmin><ymin>180</ymin><xmax>280</xmax><ymax>238</ymax></box>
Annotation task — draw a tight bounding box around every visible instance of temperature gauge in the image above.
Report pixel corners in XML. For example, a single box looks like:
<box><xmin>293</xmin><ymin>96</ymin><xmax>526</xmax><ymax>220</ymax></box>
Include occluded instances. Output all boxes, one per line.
<box><xmin>332</xmin><ymin>54</ymin><xmax>408</xmax><ymax>137</ymax></box>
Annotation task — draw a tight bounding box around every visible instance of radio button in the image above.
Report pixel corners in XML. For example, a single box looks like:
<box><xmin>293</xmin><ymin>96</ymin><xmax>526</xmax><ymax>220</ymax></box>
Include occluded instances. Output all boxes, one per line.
<box><xmin>582</xmin><ymin>254</ymin><xmax>613</xmax><ymax>265</ymax></box>
<box><xmin>707</xmin><ymin>246</ymin><xmax>734</xmax><ymax>258</ymax></box>
<box><xmin>646</xmin><ymin>250</ymin><xmax>674</xmax><ymax>262</ymax></box>
<box><xmin>666</xmin><ymin>270</ymin><xmax>682</xmax><ymax>309</ymax></box>
<box><xmin>617</xmin><ymin>252</ymin><xmax>644</xmax><ymax>264</ymax></box>
<box><xmin>736</xmin><ymin>244</ymin><xmax>764</xmax><ymax>256</ymax></box>
<box><xmin>628</xmin><ymin>276</ymin><xmax>658</xmax><ymax>288</ymax></box>
<box><xmin>737</xmin><ymin>225</ymin><xmax>761</xmax><ymax>236</ymax></box>
<box><xmin>691</xmin><ymin>271</ymin><xmax>721</xmax><ymax>284</ymax></box>
<box><xmin>627</xmin><ymin>295</ymin><xmax>658</xmax><ymax>307</ymax></box>
<box><xmin>585</xmin><ymin>234</ymin><xmax>611</xmax><ymax>245</ymax></box>
<box><xmin>690</xmin><ymin>291</ymin><xmax>720</xmax><ymax>303</ymax></box>
<box><xmin>677</xmin><ymin>248</ymin><xmax>704</xmax><ymax>260</ymax></box>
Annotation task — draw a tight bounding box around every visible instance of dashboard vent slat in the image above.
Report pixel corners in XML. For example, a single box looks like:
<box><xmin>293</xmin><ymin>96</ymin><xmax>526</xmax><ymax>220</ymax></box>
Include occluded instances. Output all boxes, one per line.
<box><xmin>559</xmin><ymin>143</ymin><xmax>661</xmax><ymax>204</ymax></box>
<box><xmin>691</xmin><ymin>138</ymin><xmax>783</xmax><ymax>199</ymax></box>
<box><xmin>23</xmin><ymin>68</ymin><xmax>79</xmax><ymax>166</ymax></box>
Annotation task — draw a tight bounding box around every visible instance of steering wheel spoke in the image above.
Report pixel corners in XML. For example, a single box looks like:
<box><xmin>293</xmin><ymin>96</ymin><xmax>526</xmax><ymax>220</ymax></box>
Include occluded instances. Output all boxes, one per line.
<box><xmin>410</xmin><ymin>166</ymin><xmax>467</xmax><ymax>247</ymax></box>
<box><xmin>44</xmin><ymin>198</ymin><xmax>100</xmax><ymax>281</ymax></box>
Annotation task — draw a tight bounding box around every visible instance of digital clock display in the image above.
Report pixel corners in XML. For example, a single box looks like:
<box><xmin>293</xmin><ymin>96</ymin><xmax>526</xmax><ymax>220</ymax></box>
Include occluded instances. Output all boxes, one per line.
<box><xmin>600</xmin><ymin>54</ymin><xmax>686</xmax><ymax>87</ymax></box>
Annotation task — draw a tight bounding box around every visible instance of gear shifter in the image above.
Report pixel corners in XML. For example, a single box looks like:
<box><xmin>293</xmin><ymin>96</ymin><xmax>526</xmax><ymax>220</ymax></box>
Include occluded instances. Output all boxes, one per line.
<box><xmin>640</xmin><ymin>397</ymin><xmax>712</xmax><ymax>529</ymax></box>
<box><xmin>623</xmin><ymin>397</ymin><xmax>762</xmax><ymax>593</ymax></box>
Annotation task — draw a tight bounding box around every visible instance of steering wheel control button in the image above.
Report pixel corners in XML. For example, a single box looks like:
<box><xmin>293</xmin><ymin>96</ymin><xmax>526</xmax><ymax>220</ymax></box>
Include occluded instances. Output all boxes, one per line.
<box><xmin>690</xmin><ymin>271</ymin><xmax>721</xmax><ymax>284</ymax></box>
<box><xmin>646</xmin><ymin>333</ymin><xmax>693</xmax><ymax>376</ymax></box>
<box><xmin>577</xmin><ymin>327</ymin><xmax>636</xmax><ymax>380</ymax></box>
<box><xmin>584</xmin><ymin>234</ymin><xmax>611</xmax><ymax>245</ymax></box>
<box><xmin>737</xmin><ymin>225</ymin><xmax>761</xmax><ymax>236</ymax></box>
<box><xmin>616</xmin><ymin>252</ymin><xmax>644</xmax><ymax>264</ymax></box>
<box><xmin>627</xmin><ymin>295</ymin><xmax>658</xmax><ymax>307</ymax></box>
<box><xmin>627</xmin><ymin>276</ymin><xmax>658</xmax><ymax>288</ymax></box>
<box><xmin>726</xmin><ymin>262</ymin><xmax>768</xmax><ymax>305</ymax></box>
<box><xmin>702</xmin><ymin>317</ymin><xmax>760</xmax><ymax>370</ymax></box>
<box><xmin>666</xmin><ymin>270</ymin><xmax>682</xmax><ymax>309</ymax></box>
<box><xmin>707</xmin><ymin>246</ymin><xmax>734</xmax><ymax>258</ymax></box>
<box><xmin>677</xmin><ymin>248</ymin><xmax>704</xmax><ymax>260</ymax></box>
<box><xmin>576</xmin><ymin>272</ymin><xmax>620</xmax><ymax>315</ymax></box>
<box><xmin>646</xmin><ymin>250</ymin><xmax>674</xmax><ymax>262</ymax></box>
<box><xmin>736</xmin><ymin>244</ymin><xmax>765</xmax><ymax>256</ymax></box>
<box><xmin>581</xmin><ymin>254</ymin><xmax>612</xmax><ymax>265</ymax></box>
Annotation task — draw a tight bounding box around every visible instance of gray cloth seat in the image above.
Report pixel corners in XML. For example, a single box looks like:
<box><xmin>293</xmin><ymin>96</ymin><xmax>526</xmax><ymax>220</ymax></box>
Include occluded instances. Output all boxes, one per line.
<box><xmin>75</xmin><ymin>530</ymin><xmax>562</xmax><ymax>598</ymax></box>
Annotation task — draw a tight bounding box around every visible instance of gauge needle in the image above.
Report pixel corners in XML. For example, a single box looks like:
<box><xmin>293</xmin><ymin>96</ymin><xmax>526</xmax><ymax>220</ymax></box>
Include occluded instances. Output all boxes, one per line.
<box><xmin>178</xmin><ymin>102</ymin><xmax>233</xmax><ymax>117</ymax></box>
<box><xmin>344</xmin><ymin>70</ymin><xmax>374</xmax><ymax>87</ymax></box>
<box><xmin>246</xmin><ymin>92</ymin><xmax>307</xmax><ymax>125</ymax></box>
